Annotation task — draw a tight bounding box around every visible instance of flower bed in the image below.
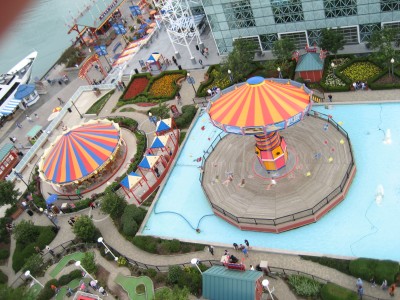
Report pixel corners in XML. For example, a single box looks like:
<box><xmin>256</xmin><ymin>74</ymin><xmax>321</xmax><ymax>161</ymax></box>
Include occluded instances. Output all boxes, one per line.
<box><xmin>321</xmin><ymin>58</ymin><xmax>350</xmax><ymax>88</ymax></box>
<box><xmin>203</xmin><ymin>68</ymin><xmax>231</xmax><ymax>91</ymax></box>
<box><xmin>148</xmin><ymin>74</ymin><xmax>184</xmax><ymax>97</ymax></box>
<box><xmin>342</xmin><ymin>62</ymin><xmax>382</xmax><ymax>82</ymax></box>
<box><xmin>123</xmin><ymin>77</ymin><xmax>150</xmax><ymax>100</ymax></box>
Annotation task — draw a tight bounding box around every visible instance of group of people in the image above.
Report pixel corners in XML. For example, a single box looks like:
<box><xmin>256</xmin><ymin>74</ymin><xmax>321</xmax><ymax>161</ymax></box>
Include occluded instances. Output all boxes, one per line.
<box><xmin>352</xmin><ymin>81</ymin><xmax>367</xmax><ymax>91</ymax></box>
<box><xmin>67</xmin><ymin>216</ymin><xmax>76</xmax><ymax>226</ymax></box>
<box><xmin>116</xmin><ymin>81</ymin><xmax>126</xmax><ymax>91</ymax></box>
<box><xmin>356</xmin><ymin>277</ymin><xmax>396</xmax><ymax>298</ymax></box>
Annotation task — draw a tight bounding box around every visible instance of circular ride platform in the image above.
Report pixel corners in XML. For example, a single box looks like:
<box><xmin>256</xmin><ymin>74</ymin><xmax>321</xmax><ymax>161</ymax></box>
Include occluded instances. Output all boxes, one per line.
<box><xmin>201</xmin><ymin>115</ymin><xmax>356</xmax><ymax>233</ymax></box>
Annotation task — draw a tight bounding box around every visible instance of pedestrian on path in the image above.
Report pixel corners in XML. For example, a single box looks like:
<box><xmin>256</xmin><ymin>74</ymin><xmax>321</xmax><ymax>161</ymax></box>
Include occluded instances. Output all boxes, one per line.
<box><xmin>250</xmin><ymin>264</ymin><xmax>255</xmax><ymax>270</ymax></box>
<box><xmin>244</xmin><ymin>239</ymin><xmax>250</xmax><ymax>248</ymax></box>
<box><xmin>328</xmin><ymin>94</ymin><xmax>333</xmax><ymax>102</ymax></box>
<box><xmin>357</xmin><ymin>286</ymin><xmax>364</xmax><ymax>299</ymax></box>
<box><xmin>16</xmin><ymin>122</ymin><xmax>22</xmax><ymax>129</ymax></box>
<box><xmin>233</xmin><ymin>243</ymin><xmax>239</xmax><ymax>251</ymax></box>
<box><xmin>58</xmin><ymin>97</ymin><xmax>64</xmax><ymax>105</ymax></box>
<box><xmin>242</xmin><ymin>247</ymin><xmax>249</xmax><ymax>257</ymax></box>
<box><xmin>26</xmin><ymin>115</ymin><xmax>33</xmax><ymax>122</ymax></box>
<box><xmin>199</xmin><ymin>58</ymin><xmax>203</xmax><ymax>66</ymax></box>
<box><xmin>389</xmin><ymin>283</ymin><xmax>396</xmax><ymax>296</ymax></box>
<box><xmin>172</xmin><ymin>56</ymin><xmax>177</xmax><ymax>65</ymax></box>
<box><xmin>34</xmin><ymin>113</ymin><xmax>39</xmax><ymax>119</ymax></box>
<box><xmin>9</xmin><ymin>137</ymin><xmax>16</xmax><ymax>143</ymax></box>
<box><xmin>208</xmin><ymin>245</ymin><xmax>214</xmax><ymax>255</ymax></box>
<box><xmin>99</xmin><ymin>287</ymin><xmax>107</xmax><ymax>296</ymax></box>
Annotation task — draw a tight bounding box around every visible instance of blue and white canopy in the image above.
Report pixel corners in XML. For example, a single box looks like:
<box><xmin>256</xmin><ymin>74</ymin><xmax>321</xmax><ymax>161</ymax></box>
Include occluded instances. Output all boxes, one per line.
<box><xmin>120</xmin><ymin>172</ymin><xmax>142</xmax><ymax>189</ymax></box>
<box><xmin>0</xmin><ymin>98</ymin><xmax>22</xmax><ymax>117</ymax></box>
<box><xmin>14</xmin><ymin>84</ymin><xmax>36</xmax><ymax>99</ymax></box>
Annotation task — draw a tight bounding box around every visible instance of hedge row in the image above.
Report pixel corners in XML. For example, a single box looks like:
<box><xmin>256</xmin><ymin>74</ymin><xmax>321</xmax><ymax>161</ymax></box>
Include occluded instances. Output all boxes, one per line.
<box><xmin>132</xmin><ymin>236</ymin><xmax>205</xmax><ymax>255</ymax></box>
<box><xmin>320</xmin><ymin>283</ymin><xmax>357</xmax><ymax>300</ymax></box>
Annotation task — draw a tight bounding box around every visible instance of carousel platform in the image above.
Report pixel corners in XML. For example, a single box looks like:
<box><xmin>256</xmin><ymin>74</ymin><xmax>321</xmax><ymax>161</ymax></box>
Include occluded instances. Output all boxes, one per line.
<box><xmin>201</xmin><ymin>115</ymin><xmax>356</xmax><ymax>233</ymax></box>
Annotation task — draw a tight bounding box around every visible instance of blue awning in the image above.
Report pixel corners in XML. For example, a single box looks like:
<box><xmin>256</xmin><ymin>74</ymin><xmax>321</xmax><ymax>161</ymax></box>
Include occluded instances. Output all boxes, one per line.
<box><xmin>14</xmin><ymin>84</ymin><xmax>36</xmax><ymax>99</ymax></box>
<box><xmin>0</xmin><ymin>98</ymin><xmax>21</xmax><ymax>116</ymax></box>
<box><xmin>120</xmin><ymin>172</ymin><xmax>142</xmax><ymax>189</ymax></box>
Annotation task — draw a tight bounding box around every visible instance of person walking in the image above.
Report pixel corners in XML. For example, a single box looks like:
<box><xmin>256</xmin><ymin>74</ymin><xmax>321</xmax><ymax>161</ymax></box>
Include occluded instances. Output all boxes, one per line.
<box><xmin>242</xmin><ymin>247</ymin><xmax>249</xmax><ymax>257</ymax></box>
<box><xmin>26</xmin><ymin>115</ymin><xmax>33</xmax><ymax>122</ymax></box>
<box><xmin>389</xmin><ymin>283</ymin><xmax>396</xmax><ymax>297</ymax></box>
<box><xmin>199</xmin><ymin>58</ymin><xmax>203</xmax><ymax>66</ymax></box>
<box><xmin>357</xmin><ymin>286</ymin><xmax>364</xmax><ymax>299</ymax></box>
<box><xmin>328</xmin><ymin>94</ymin><xmax>332</xmax><ymax>102</ymax></box>
<box><xmin>208</xmin><ymin>245</ymin><xmax>214</xmax><ymax>255</ymax></box>
<box><xmin>34</xmin><ymin>113</ymin><xmax>39</xmax><ymax>119</ymax></box>
<box><xmin>244</xmin><ymin>239</ymin><xmax>250</xmax><ymax>248</ymax></box>
<box><xmin>172</xmin><ymin>56</ymin><xmax>177</xmax><ymax>65</ymax></box>
<box><xmin>233</xmin><ymin>243</ymin><xmax>239</xmax><ymax>251</ymax></box>
<box><xmin>16</xmin><ymin>122</ymin><xmax>22</xmax><ymax>129</ymax></box>
<box><xmin>58</xmin><ymin>97</ymin><xmax>64</xmax><ymax>105</ymax></box>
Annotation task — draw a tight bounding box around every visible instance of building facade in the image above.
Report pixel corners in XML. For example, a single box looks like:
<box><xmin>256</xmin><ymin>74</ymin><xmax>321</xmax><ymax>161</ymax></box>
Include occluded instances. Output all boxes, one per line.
<box><xmin>196</xmin><ymin>0</ymin><xmax>400</xmax><ymax>55</ymax></box>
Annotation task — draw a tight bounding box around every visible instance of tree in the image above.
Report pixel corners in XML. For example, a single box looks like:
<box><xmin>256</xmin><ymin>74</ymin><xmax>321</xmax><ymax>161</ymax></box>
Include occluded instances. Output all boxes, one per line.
<box><xmin>0</xmin><ymin>284</ymin><xmax>29</xmax><ymax>300</ymax></box>
<box><xmin>368</xmin><ymin>27</ymin><xmax>400</xmax><ymax>74</ymax></box>
<box><xmin>73</xmin><ymin>215</ymin><xmax>96</xmax><ymax>242</ymax></box>
<box><xmin>319</xmin><ymin>28</ymin><xmax>345</xmax><ymax>57</ymax></box>
<box><xmin>22</xmin><ymin>253</ymin><xmax>44</xmax><ymax>276</ymax></box>
<box><xmin>13</xmin><ymin>220</ymin><xmax>39</xmax><ymax>245</ymax></box>
<box><xmin>100</xmin><ymin>191</ymin><xmax>127</xmax><ymax>219</ymax></box>
<box><xmin>272</xmin><ymin>38</ymin><xmax>296</xmax><ymax>64</ymax></box>
<box><xmin>0</xmin><ymin>181</ymin><xmax>20</xmax><ymax>206</ymax></box>
<box><xmin>81</xmin><ymin>251</ymin><xmax>97</xmax><ymax>274</ymax></box>
<box><xmin>221</xmin><ymin>38</ymin><xmax>258</xmax><ymax>82</ymax></box>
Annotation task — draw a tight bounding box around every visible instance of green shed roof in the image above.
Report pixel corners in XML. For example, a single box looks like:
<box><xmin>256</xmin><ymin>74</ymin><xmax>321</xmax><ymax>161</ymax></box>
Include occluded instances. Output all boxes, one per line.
<box><xmin>295</xmin><ymin>52</ymin><xmax>324</xmax><ymax>72</ymax></box>
<box><xmin>0</xmin><ymin>143</ymin><xmax>15</xmax><ymax>162</ymax></box>
<box><xmin>26</xmin><ymin>125</ymin><xmax>42</xmax><ymax>138</ymax></box>
<box><xmin>203</xmin><ymin>266</ymin><xmax>262</xmax><ymax>300</ymax></box>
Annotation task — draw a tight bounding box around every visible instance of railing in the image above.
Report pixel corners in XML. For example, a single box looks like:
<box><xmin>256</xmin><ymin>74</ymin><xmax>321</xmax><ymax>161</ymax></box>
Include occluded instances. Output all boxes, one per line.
<box><xmin>7</xmin><ymin>84</ymin><xmax>116</xmax><ymax>183</ymax></box>
<box><xmin>11</xmin><ymin>238</ymin><xmax>385</xmax><ymax>299</ymax></box>
<box><xmin>199</xmin><ymin>110</ymin><xmax>355</xmax><ymax>228</ymax></box>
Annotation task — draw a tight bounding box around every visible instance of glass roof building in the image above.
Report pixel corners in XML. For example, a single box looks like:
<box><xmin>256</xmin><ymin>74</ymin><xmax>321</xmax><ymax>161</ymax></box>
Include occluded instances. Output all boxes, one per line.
<box><xmin>192</xmin><ymin>0</ymin><xmax>400</xmax><ymax>55</ymax></box>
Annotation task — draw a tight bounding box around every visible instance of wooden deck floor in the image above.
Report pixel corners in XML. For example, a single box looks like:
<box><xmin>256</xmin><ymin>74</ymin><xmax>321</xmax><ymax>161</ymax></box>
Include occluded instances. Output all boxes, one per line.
<box><xmin>202</xmin><ymin>116</ymin><xmax>354</xmax><ymax>221</ymax></box>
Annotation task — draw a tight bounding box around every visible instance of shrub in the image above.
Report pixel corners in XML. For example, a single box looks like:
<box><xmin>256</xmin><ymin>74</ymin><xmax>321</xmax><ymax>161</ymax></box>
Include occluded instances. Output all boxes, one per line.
<box><xmin>22</xmin><ymin>254</ymin><xmax>44</xmax><ymax>276</ymax></box>
<box><xmin>81</xmin><ymin>252</ymin><xmax>97</xmax><ymax>274</ymax></box>
<box><xmin>178</xmin><ymin>268</ymin><xmax>202</xmax><ymax>296</ymax></box>
<box><xmin>122</xmin><ymin>205</ymin><xmax>146</xmax><ymax>226</ymax></box>
<box><xmin>320</xmin><ymin>283</ymin><xmax>357</xmax><ymax>300</ymax></box>
<box><xmin>132</xmin><ymin>236</ymin><xmax>159</xmax><ymax>253</ymax></box>
<box><xmin>167</xmin><ymin>265</ymin><xmax>183</xmax><ymax>284</ymax></box>
<box><xmin>0</xmin><ymin>269</ymin><xmax>8</xmax><ymax>284</ymax></box>
<box><xmin>287</xmin><ymin>275</ymin><xmax>322</xmax><ymax>297</ymax></box>
<box><xmin>175</xmin><ymin>105</ymin><xmax>197</xmax><ymax>129</ymax></box>
<box><xmin>143</xmin><ymin>268</ymin><xmax>157</xmax><ymax>278</ymax></box>
<box><xmin>36</xmin><ymin>227</ymin><xmax>57</xmax><ymax>247</ymax></box>
<box><xmin>36</xmin><ymin>279</ymin><xmax>58</xmax><ymax>300</ymax></box>
<box><xmin>155</xmin><ymin>286</ymin><xmax>189</xmax><ymax>300</ymax></box>
<box><xmin>122</xmin><ymin>218</ymin><xmax>138</xmax><ymax>237</ymax></box>
<box><xmin>117</xmin><ymin>256</ymin><xmax>128</xmax><ymax>267</ymax></box>
<box><xmin>0</xmin><ymin>249</ymin><xmax>10</xmax><ymax>260</ymax></box>
<box><xmin>73</xmin><ymin>215</ymin><xmax>96</xmax><ymax>242</ymax></box>
<box><xmin>13</xmin><ymin>220</ymin><xmax>39</xmax><ymax>245</ymax></box>
<box><xmin>58</xmin><ymin>269</ymin><xmax>82</xmax><ymax>286</ymax></box>
<box><xmin>300</xmin><ymin>256</ymin><xmax>351</xmax><ymax>275</ymax></box>
<box><xmin>349</xmin><ymin>258</ymin><xmax>399</xmax><ymax>284</ymax></box>
<box><xmin>166</xmin><ymin>239</ymin><xmax>181</xmax><ymax>253</ymax></box>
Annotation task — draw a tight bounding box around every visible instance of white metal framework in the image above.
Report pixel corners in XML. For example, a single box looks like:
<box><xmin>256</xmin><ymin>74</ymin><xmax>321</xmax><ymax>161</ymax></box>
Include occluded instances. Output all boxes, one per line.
<box><xmin>153</xmin><ymin>0</ymin><xmax>203</xmax><ymax>59</ymax></box>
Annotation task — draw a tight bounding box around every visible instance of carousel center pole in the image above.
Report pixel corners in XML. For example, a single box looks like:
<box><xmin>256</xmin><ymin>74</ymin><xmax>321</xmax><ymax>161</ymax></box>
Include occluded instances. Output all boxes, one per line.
<box><xmin>254</xmin><ymin>131</ymin><xmax>288</xmax><ymax>171</ymax></box>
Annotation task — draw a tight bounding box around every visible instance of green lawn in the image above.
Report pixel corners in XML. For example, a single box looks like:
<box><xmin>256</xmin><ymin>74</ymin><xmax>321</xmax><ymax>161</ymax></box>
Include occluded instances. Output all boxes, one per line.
<box><xmin>49</xmin><ymin>252</ymin><xmax>85</xmax><ymax>278</ymax></box>
<box><xmin>86</xmin><ymin>90</ymin><xmax>114</xmax><ymax>115</ymax></box>
<box><xmin>115</xmin><ymin>274</ymin><xmax>154</xmax><ymax>300</ymax></box>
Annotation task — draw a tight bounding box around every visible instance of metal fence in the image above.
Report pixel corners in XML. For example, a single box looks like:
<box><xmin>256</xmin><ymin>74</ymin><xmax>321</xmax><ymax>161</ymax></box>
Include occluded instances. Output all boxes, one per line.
<box><xmin>199</xmin><ymin>109</ymin><xmax>355</xmax><ymax>228</ymax></box>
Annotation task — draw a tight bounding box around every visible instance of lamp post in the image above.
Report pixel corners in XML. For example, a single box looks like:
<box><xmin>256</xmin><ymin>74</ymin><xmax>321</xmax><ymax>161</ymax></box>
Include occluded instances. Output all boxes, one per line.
<box><xmin>390</xmin><ymin>58</ymin><xmax>395</xmax><ymax>80</ymax></box>
<box><xmin>97</xmin><ymin>237</ymin><xmax>118</xmax><ymax>261</ymax></box>
<box><xmin>187</xmin><ymin>73</ymin><xmax>197</xmax><ymax>94</ymax></box>
<box><xmin>25</xmin><ymin>270</ymin><xmax>44</xmax><ymax>288</ymax></box>
<box><xmin>228</xmin><ymin>69</ymin><xmax>234</xmax><ymax>83</ymax></box>
<box><xmin>277</xmin><ymin>67</ymin><xmax>282</xmax><ymax>79</ymax></box>
<box><xmin>75</xmin><ymin>261</ymin><xmax>95</xmax><ymax>281</ymax></box>
<box><xmin>13</xmin><ymin>169</ymin><xmax>28</xmax><ymax>187</ymax></box>
<box><xmin>331</xmin><ymin>62</ymin><xmax>335</xmax><ymax>76</ymax></box>
<box><xmin>262</xmin><ymin>279</ymin><xmax>275</xmax><ymax>300</ymax></box>
<box><xmin>191</xmin><ymin>258</ymin><xmax>202</xmax><ymax>274</ymax></box>
<box><xmin>71</xmin><ymin>101</ymin><xmax>83</xmax><ymax>119</ymax></box>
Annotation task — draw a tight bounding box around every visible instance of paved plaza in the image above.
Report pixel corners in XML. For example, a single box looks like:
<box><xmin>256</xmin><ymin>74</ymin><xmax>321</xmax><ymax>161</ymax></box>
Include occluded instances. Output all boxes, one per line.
<box><xmin>0</xmin><ymin>2</ymin><xmax>399</xmax><ymax>299</ymax></box>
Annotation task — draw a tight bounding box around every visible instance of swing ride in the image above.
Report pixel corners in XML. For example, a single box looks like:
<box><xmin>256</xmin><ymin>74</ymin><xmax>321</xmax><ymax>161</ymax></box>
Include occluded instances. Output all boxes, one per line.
<box><xmin>201</xmin><ymin>77</ymin><xmax>356</xmax><ymax>232</ymax></box>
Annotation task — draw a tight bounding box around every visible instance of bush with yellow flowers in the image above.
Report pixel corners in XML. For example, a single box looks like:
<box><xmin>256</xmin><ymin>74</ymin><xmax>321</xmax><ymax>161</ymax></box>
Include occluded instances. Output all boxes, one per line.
<box><xmin>342</xmin><ymin>62</ymin><xmax>382</xmax><ymax>82</ymax></box>
<box><xmin>149</xmin><ymin>74</ymin><xmax>184</xmax><ymax>97</ymax></box>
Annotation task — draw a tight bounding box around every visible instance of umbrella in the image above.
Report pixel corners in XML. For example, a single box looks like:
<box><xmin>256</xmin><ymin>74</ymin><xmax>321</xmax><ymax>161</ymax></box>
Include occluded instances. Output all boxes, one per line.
<box><xmin>46</xmin><ymin>194</ymin><xmax>58</xmax><ymax>205</ymax></box>
<box><xmin>47</xmin><ymin>107</ymin><xmax>62</xmax><ymax>121</ymax></box>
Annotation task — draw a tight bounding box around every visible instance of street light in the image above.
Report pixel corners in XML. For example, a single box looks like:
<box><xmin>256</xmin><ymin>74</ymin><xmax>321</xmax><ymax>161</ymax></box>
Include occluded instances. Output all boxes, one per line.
<box><xmin>186</xmin><ymin>72</ymin><xmax>197</xmax><ymax>95</ymax></box>
<box><xmin>228</xmin><ymin>69</ymin><xmax>234</xmax><ymax>83</ymax></box>
<box><xmin>191</xmin><ymin>258</ymin><xmax>202</xmax><ymax>274</ymax></box>
<box><xmin>390</xmin><ymin>58</ymin><xmax>395</xmax><ymax>79</ymax></box>
<box><xmin>75</xmin><ymin>261</ymin><xmax>95</xmax><ymax>281</ymax></box>
<box><xmin>13</xmin><ymin>169</ymin><xmax>28</xmax><ymax>187</ymax></box>
<box><xmin>331</xmin><ymin>62</ymin><xmax>335</xmax><ymax>76</ymax></box>
<box><xmin>277</xmin><ymin>67</ymin><xmax>282</xmax><ymax>79</ymax></box>
<box><xmin>25</xmin><ymin>270</ymin><xmax>44</xmax><ymax>288</ymax></box>
<box><xmin>97</xmin><ymin>237</ymin><xmax>118</xmax><ymax>261</ymax></box>
<box><xmin>262</xmin><ymin>279</ymin><xmax>275</xmax><ymax>300</ymax></box>
<box><xmin>70</xmin><ymin>101</ymin><xmax>83</xmax><ymax>119</ymax></box>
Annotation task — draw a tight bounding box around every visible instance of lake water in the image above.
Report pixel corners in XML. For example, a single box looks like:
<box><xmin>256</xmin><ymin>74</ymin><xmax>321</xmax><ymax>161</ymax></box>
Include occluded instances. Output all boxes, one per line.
<box><xmin>0</xmin><ymin>0</ymin><xmax>88</xmax><ymax>79</ymax></box>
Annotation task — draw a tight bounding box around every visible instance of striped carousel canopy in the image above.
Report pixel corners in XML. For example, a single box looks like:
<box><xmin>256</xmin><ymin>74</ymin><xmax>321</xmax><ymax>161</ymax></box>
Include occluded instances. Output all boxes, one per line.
<box><xmin>39</xmin><ymin>120</ymin><xmax>121</xmax><ymax>184</ymax></box>
<box><xmin>208</xmin><ymin>77</ymin><xmax>311</xmax><ymax>134</ymax></box>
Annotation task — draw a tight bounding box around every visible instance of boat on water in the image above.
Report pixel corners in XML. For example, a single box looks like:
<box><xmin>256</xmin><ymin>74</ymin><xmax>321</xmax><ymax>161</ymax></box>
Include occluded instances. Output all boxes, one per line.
<box><xmin>0</xmin><ymin>51</ymin><xmax>38</xmax><ymax>119</ymax></box>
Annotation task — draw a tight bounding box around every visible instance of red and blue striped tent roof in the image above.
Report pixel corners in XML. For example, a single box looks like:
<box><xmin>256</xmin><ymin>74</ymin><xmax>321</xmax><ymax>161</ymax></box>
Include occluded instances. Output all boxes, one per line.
<box><xmin>208</xmin><ymin>77</ymin><xmax>311</xmax><ymax>128</ymax></box>
<box><xmin>39</xmin><ymin>121</ymin><xmax>121</xmax><ymax>184</ymax></box>
<box><xmin>138</xmin><ymin>155</ymin><xmax>159</xmax><ymax>169</ymax></box>
<box><xmin>120</xmin><ymin>172</ymin><xmax>142</xmax><ymax>189</ymax></box>
<box><xmin>150</xmin><ymin>135</ymin><xmax>169</xmax><ymax>149</ymax></box>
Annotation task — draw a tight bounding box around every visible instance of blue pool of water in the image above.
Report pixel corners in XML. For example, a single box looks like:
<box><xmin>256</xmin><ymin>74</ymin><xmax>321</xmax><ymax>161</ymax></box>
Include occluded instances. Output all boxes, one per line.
<box><xmin>143</xmin><ymin>104</ymin><xmax>400</xmax><ymax>261</ymax></box>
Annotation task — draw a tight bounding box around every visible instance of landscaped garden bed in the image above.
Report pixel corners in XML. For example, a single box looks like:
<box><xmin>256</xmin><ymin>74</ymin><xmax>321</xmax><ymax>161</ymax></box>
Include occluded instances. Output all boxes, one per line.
<box><xmin>342</xmin><ymin>61</ymin><xmax>382</xmax><ymax>82</ymax></box>
<box><xmin>122</xmin><ymin>76</ymin><xmax>150</xmax><ymax>100</ymax></box>
<box><xmin>148</xmin><ymin>73</ymin><xmax>184</xmax><ymax>98</ymax></box>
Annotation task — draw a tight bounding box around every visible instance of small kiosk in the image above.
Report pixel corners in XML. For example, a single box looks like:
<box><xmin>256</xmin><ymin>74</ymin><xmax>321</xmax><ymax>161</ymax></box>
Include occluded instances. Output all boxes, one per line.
<box><xmin>146</xmin><ymin>52</ymin><xmax>166</xmax><ymax>73</ymax></box>
<box><xmin>0</xmin><ymin>143</ymin><xmax>19</xmax><ymax>180</ymax></box>
<box><xmin>15</xmin><ymin>84</ymin><xmax>40</xmax><ymax>107</ymax></box>
<box><xmin>26</xmin><ymin>125</ymin><xmax>43</xmax><ymax>145</ymax></box>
